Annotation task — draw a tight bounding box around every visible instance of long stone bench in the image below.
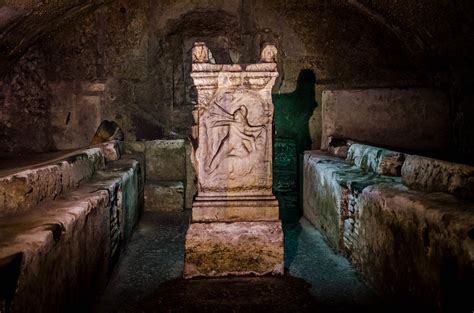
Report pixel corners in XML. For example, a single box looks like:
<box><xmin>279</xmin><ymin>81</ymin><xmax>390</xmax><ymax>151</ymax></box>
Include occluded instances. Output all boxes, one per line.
<box><xmin>303</xmin><ymin>144</ymin><xmax>403</xmax><ymax>251</ymax></box>
<box><xmin>304</xmin><ymin>144</ymin><xmax>474</xmax><ymax>310</ymax></box>
<box><xmin>0</xmin><ymin>142</ymin><xmax>143</xmax><ymax>312</ymax></box>
<box><xmin>0</xmin><ymin>141</ymin><xmax>123</xmax><ymax>218</ymax></box>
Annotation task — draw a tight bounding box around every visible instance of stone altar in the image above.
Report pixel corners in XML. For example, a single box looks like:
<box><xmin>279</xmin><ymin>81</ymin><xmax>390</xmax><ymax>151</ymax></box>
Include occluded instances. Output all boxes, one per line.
<box><xmin>183</xmin><ymin>42</ymin><xmax>284</xmax><ymax>278</ymax></box>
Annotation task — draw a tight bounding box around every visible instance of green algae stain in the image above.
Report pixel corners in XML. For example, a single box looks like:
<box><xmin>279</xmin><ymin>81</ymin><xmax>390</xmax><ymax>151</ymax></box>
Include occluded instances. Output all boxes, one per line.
<box><xmin>272</xmin><ymin>70</ymin><xmax>318</xmax><ymax>222</ymax></box>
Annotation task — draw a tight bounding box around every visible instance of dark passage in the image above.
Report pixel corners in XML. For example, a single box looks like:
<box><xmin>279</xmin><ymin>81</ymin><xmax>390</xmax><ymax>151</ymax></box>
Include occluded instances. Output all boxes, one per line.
<box><xmin>273</xmin><ymin>70</ymin><xmax>317</xmax><ymax>222</ymax></box>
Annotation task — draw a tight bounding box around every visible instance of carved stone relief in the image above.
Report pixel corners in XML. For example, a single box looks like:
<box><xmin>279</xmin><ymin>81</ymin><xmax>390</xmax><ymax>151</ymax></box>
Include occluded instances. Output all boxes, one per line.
<box><xmin>196</xmin><ymin>89</ymin><xmax>273</xmax><ymax>193</ymax></box>
<box><xmin>184</xmin><ymin>41</ymin><xmax>283</xmax><ymax>278</ymax></box>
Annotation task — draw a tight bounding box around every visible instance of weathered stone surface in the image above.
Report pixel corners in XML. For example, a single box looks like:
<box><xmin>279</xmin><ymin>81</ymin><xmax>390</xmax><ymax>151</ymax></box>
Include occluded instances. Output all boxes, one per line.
<box><xmin>191</xmin><ymin>63</ymin><xmax>278</xmax><ymax>197</ymax></box>
<box><xmin>95</xmin><ymin>140</ymin><xmax>123</xmax><ymax>161</ymax></box>
<box><xmin>402</xmin><ymin>155</ymin><xmax>474</xmax><ymax>199</ymax></box>
<box><xmin>189</xmin><ymin>44</ymin><xmax>279</xmax><ymax>221</ymax></box>
<box><xmin>50</xmin><ymin>87</ymin><xmax>103</xmax><ymax>150</ymax></box>
<box><xmin>93</xmin><ymin>158</ymin><xmax>143</xmax><ymax>243</ymax></box>
<box><xmin>191</xmin><ymin>196</ymin><xmax>279</xmax><ymax>222</ymax></box>
<box><xmin>354</xmin><ymin>184</ymin><xmax>474</xmax><ymax>309</ymax></box>
<box><xmin>0</xmin><ymin>46</ymin><xmax>53</xmax><ymax>153</ymax></box>
<box><xmin>321</xmin><ymin>88</ymin><xmax>451</xmax><ymax>152</ymax></box>
<box><xmin>304</xmin><ymin>147</ymin><xmax>474</xmax><ymax>310</ymax></box>
<box><xmin>0</xmin><ymin>147</ymin><xmax>105</xmax><ymax>217</ymax></box>
<box><xmin>0</xmin><ymin>157</ymin><xmax>142</xmax><ymax>312</ymax></box>
<box><xmin>145</xmin><ymin>140</ymin><xmax>185</xmax><ymax>181</ymax></box>
<box><xmin>144</xmin><ymin>181</ymin><xmax>184</xmax><ymax>212</ymax></box>
<box><xmin>185</xmin><ymin>141</ymin><xmax>197</xmax><ymax>209</ymax></box>
<box><xmin>124</xmin><ymin>140</ymin><xmax>146</xmax><ymax>154</ymax></box>
<box><xmin>303</xmin><ymin>150</ymin><xmax>400</xmax><ymax>250</ymax></box>
<box><xmin>326</xmin><ymin>136</ymin><xmax>355</xmax><ymax>159</ymax></box>
<box><xmin>184</xmin><ymin>222</ymin><xmax>284</xmax><ymax>278</ymax></box>
<box><xmin>122</xmin><ymin>152</ymin><xmax>146</xmax><ymax>195</ymax></box>
<box><xmin>185</xmin><ymin>43</ymin><xmax>283</xmax><ymax>278</ymax></box>
<box><xmin>346</xmin><ymin>143</ymin><xmax>405</xmax><ymax>176</ymax></box>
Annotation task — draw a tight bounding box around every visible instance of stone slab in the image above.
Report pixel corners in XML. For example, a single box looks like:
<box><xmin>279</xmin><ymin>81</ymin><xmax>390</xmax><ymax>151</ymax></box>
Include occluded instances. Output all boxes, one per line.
<box><xmin>184</xmin><ymin>221</ymin><xmax>284</xmax><ymax>278</ymax></box>
<box><xmin>145</xmin><ymin>140</ymin><xmax>185</xmax><ymax>181</ymax></box>
<box><xmin>145</xmin><ymin>181</ymin><xmax>184</xmax><ymax>212</ymax></box>
<box><xmin>0</xmin><ymin>147</ymin><xmax>105</xmax><ymax>217</ymax></box>
<box><xmin>402</xmin><ymin>155</ymin><xmax>474</xmax><ymax>199</ymax></box>
<box><xmin>191</xmin><ymin>196</ymin><xmax>279</xmax><ymax>222</ymax></box>
<box><xmin>321</xmin><ymin>88</ymin><xmax>450</xmax><ymax>152</ymax></box>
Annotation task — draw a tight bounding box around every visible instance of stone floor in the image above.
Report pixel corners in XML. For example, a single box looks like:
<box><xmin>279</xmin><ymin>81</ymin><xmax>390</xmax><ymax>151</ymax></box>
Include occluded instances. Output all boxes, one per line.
<box><xmin>94</xmin><ymin>211</ymin><xmax>387</xmax><ymax>313</ymax></box>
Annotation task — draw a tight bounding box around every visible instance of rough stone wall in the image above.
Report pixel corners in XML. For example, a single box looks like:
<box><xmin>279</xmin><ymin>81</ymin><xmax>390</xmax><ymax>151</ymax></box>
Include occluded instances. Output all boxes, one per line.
<box><xmin>1</xmin><ymin>0</ymin><xmax>472</xmax><ymax>160</ymax></box>
<box><xmin>321</xmin><ymin>88</ymin><xmax>451</xmax><ymax>153</ymax></box>
<box><xmin>0</xmin><ymin>46</ymin><xmax>52</xmax><ymax>152</ymax></box>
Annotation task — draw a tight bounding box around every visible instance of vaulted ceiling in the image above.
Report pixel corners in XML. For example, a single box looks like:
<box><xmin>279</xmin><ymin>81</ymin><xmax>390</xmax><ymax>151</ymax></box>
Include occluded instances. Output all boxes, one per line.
<box><xmin>1</xmin><ymin>0</ymin><xmax>473</xmax><ymax>74</ymax></box>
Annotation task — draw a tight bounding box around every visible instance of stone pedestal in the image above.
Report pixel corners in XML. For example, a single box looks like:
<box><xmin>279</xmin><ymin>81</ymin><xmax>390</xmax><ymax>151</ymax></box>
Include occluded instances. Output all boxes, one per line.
<box><xmin>184</xmin><ymin>42</ymin><xmax>283</xmax><ymax>278</ymax></box>
<box><xmin>184</xmin><ymin>222</ymin><xmax>284</xmax><ymax>278</ymax></box>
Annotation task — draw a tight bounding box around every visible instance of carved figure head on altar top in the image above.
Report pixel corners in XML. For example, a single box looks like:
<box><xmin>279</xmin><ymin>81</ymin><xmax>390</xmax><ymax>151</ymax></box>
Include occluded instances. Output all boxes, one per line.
<box><xmin>260</xmin><ymin>43</ymin><xmax>277</xmax><ymax>63</ymax></box>
<box><xmin>192</xmin><ymin>42</ymin><xmax>209</xmax><ymax>63</ymax></box>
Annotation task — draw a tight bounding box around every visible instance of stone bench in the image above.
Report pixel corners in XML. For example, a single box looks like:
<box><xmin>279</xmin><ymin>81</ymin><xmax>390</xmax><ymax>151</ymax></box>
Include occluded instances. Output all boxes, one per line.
<box><xmin>355</xmin><ymin>155</ymin><xmax>474</xmax><ymax>310</ymax></box>
<box><xmin>304</xmin><ymin>143</ymin><xmax>474</xmax><ymax>310</ymax></box>
<box><xmin>303</xmin><ymin>144</ymin><xmax>403</xmax><ymax>251</ymax></box>
<box><xmin>0</xmin><ymin>144</ymin><xmax>143</xmax><ymax>312</ymax></box>
<box><xmin>0</xmin><ymin>141</ymin><xmax>123</xmax><ymax>218</ymax></box>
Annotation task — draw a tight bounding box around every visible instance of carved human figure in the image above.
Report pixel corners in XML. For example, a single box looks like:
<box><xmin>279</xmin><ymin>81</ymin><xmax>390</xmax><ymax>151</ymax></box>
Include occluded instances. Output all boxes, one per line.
<box><xmin>192</xmin><ymin>42</ymin><xmax>209</xmax><ymax>63</ymax></box>
<box><xmin>206</xmin><ymin>96</ymin><xmax>266</xmax><ymax>174</ymax></box>
<box><xmin>260</xmin><ymin>44</ymin><xmax>277</xmax><ymax>63</ymax></box>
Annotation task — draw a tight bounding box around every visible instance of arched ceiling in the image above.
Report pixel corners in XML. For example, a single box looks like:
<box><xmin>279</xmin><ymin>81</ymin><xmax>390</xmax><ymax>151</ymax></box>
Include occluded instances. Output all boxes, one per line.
<box><xmin>0</xmin><ymin>0</ymin><xmax>473</xmax><ymax>75</ymax></box>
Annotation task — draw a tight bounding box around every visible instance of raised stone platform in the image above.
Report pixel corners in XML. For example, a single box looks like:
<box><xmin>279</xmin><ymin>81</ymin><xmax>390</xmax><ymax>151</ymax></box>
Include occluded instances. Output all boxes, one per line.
<box><xmin>0</xmin><ymin>142</ymin><xmax>144</xmax><ymax>312</ymax></box>
<box><xmin>303</xmin><ymin>143</ymin><xmax>474</xmax><ymax>309</ymax></box>
<box><xmin>184</xmin><ymin>221</ymin><xmax>284</xmax><ymax>278</ymax></box>
<box><xmin>0</xmin><ymin>141</ymin><xmax>123</xmax><ymax>218</ymax></box>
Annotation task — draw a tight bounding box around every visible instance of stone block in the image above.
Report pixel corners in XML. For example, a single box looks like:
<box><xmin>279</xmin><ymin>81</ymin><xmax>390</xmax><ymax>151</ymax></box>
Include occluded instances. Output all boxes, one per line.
<box><xmin>145</xmin><ymin>181</ymin><xmax>184</xmax><ymax>212</ymax></box>
<box><xmin>321</xmin><ymin>88</ymin><xmax>450</xmax><ymax>152</ymax></box>
<box><xmin>124</xmin><ymin>140</ymin><xmax>146</xmax><ymax>154</ymax></box>
<box><xmin>145</xmin><ymin>140</ymin><xmax>185</xmax><ymax>181</ymax></box>
<box><xmin>191</xmin><ymin>195</ymin><xmax>279</xmax><ymax>222</ymax></box>
<box><xmin>402</xmin><ymin>155</ymin><xmax>474</xmax><ymax>199</ymax></box>
<box><xmin>184</xmin><ymin>221</ymin><xmax>284</xmax><ymax>278</ymax></box>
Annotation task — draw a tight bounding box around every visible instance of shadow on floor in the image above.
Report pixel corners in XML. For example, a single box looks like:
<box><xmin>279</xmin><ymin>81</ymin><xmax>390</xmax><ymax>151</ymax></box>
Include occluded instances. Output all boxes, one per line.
<box><xmin>95</xmin><ymin>212</ymin><xmax>414</xmax><ymax>313</ymax></box>
<box><xmin>115</xmin><ymin>275</ymin><xmax>316</xmax><ymax>313</ymax></box>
